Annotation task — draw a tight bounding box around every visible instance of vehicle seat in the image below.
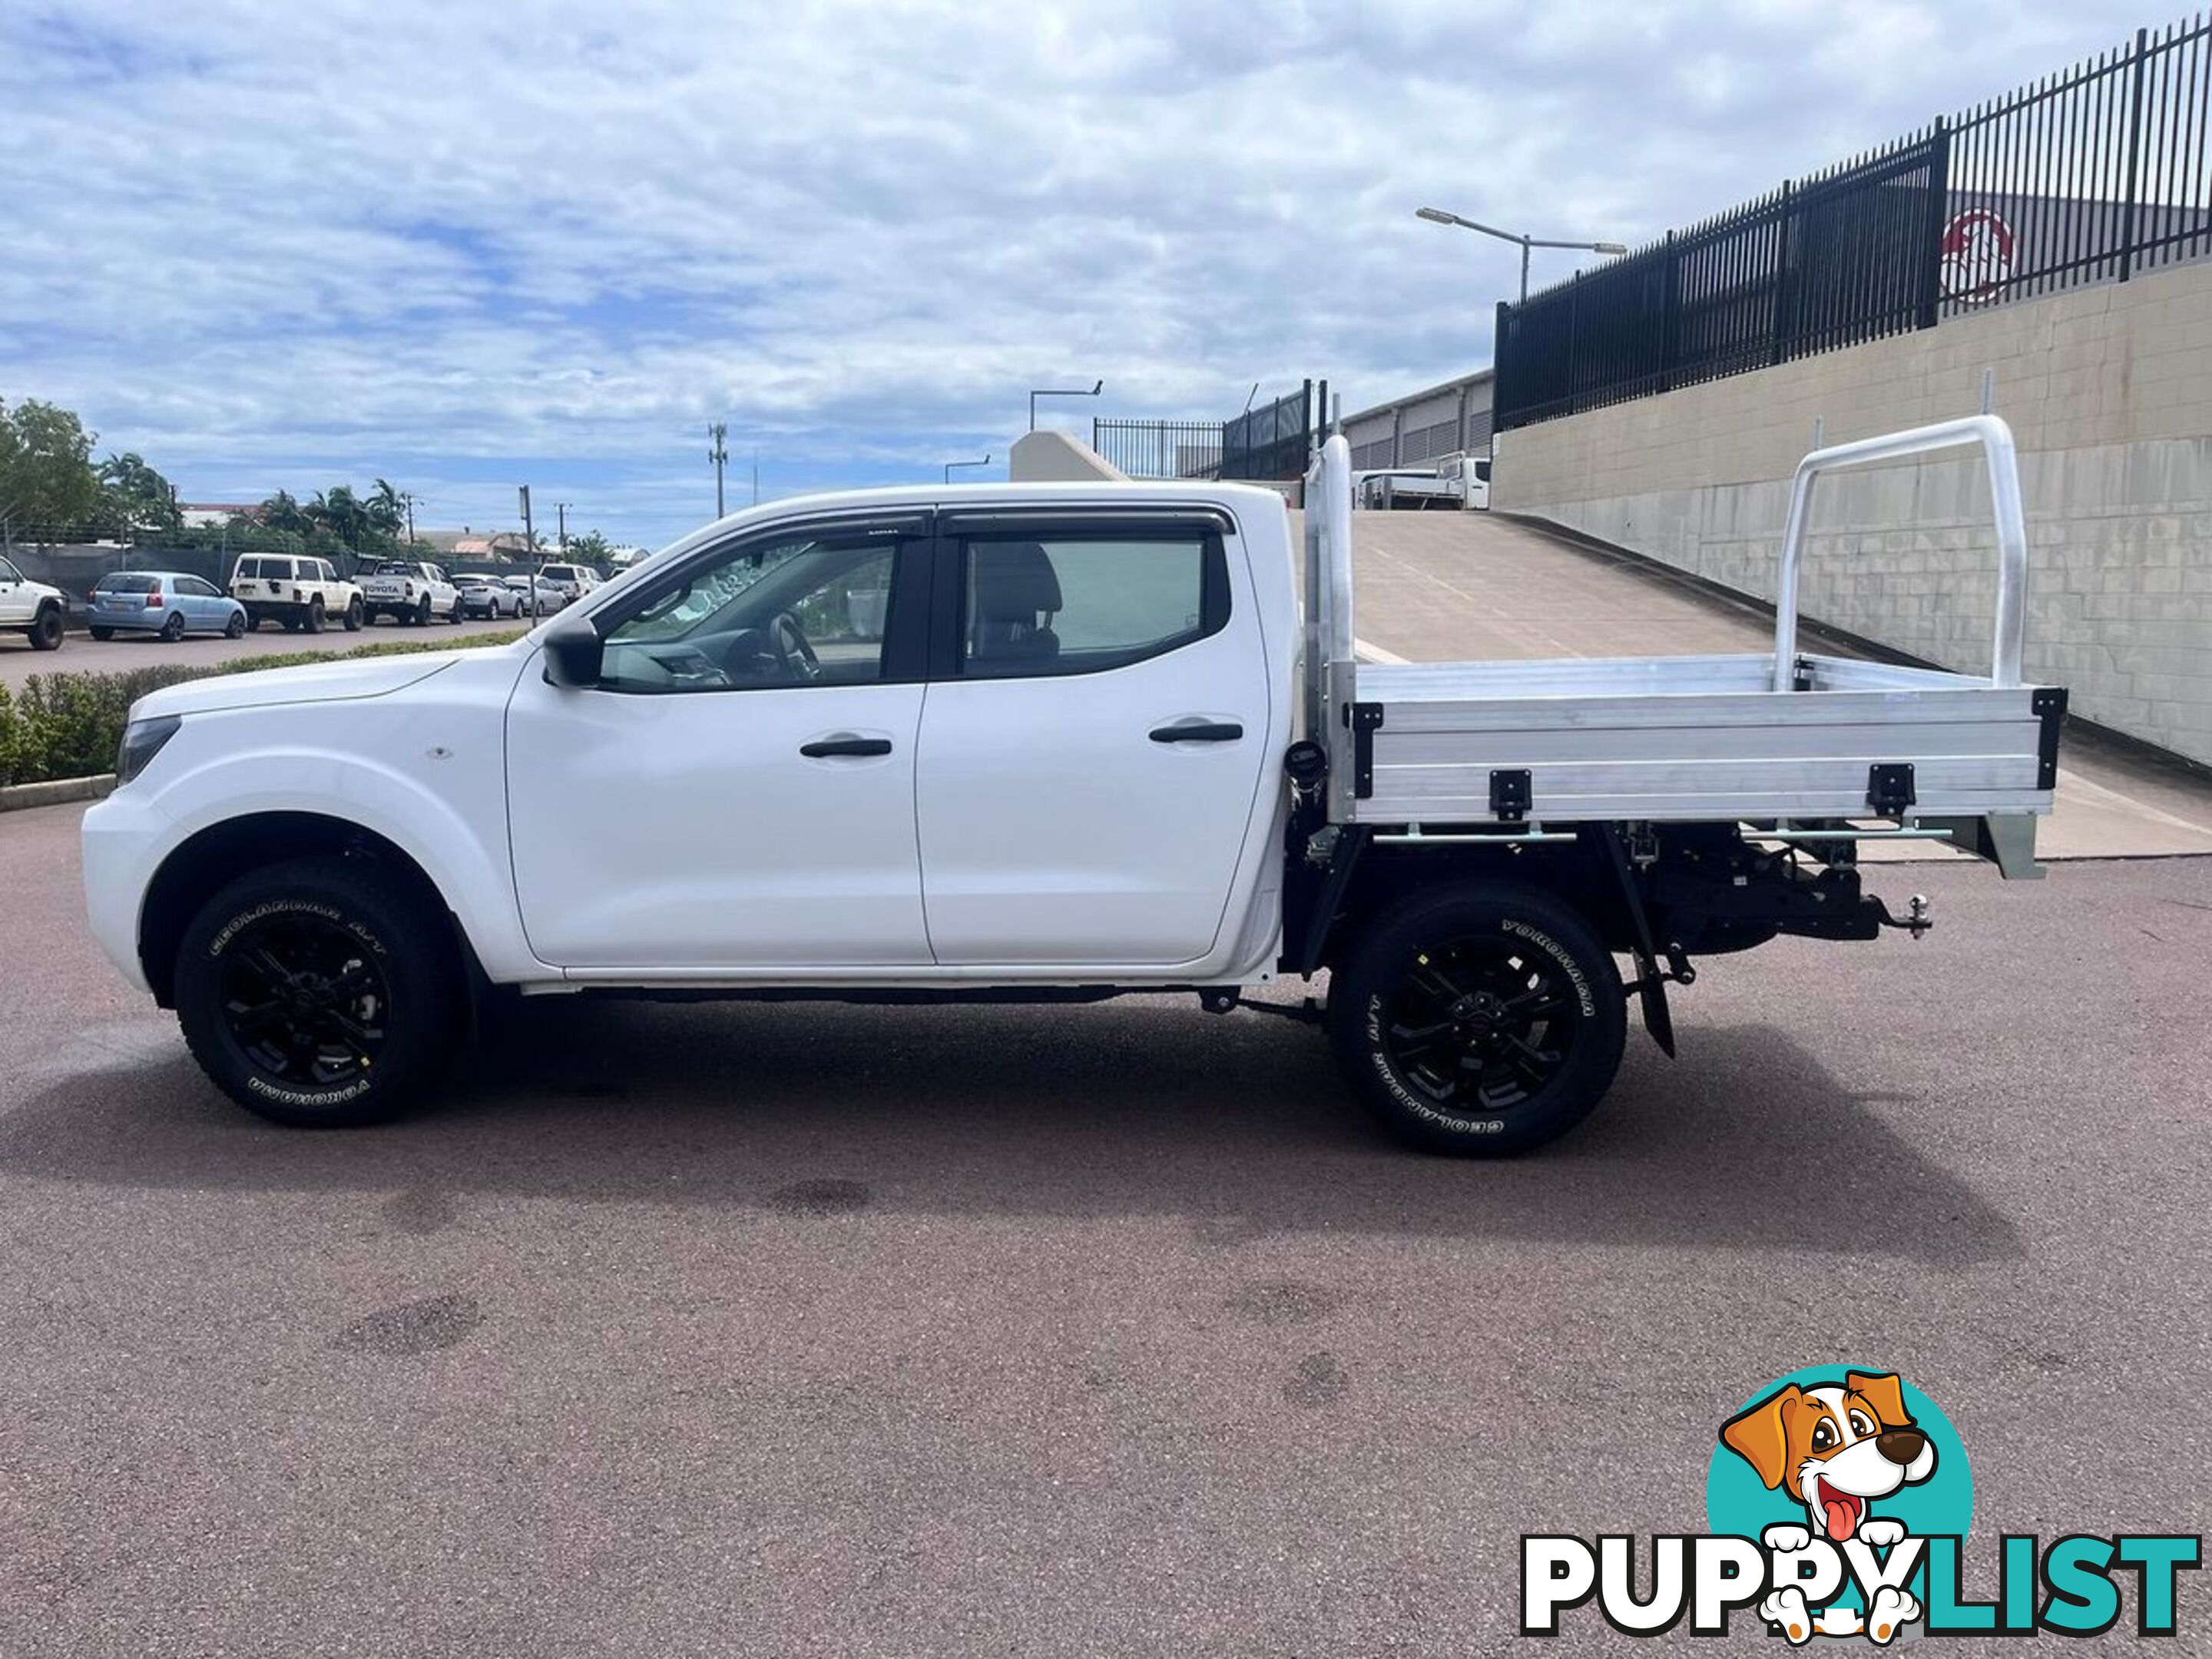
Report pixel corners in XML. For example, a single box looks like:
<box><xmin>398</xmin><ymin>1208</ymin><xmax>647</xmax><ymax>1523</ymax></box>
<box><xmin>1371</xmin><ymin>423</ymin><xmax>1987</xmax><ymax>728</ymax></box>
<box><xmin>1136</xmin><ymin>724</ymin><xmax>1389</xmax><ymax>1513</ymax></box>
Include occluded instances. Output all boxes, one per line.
<box><xmin>969</xmin><ymin>541</ymin><xmax>1061</xmax><ymax>667</ymax></box>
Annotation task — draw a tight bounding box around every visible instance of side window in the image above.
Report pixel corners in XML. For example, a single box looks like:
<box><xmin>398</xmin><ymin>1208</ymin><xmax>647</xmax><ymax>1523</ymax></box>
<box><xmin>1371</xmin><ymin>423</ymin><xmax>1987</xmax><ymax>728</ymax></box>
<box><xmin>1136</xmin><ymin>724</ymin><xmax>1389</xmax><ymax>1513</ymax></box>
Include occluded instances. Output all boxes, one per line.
<box><xmin>180</xmin><ymin>576</ymin><xmax>218</xmax><ymax>597</ymax></box>
<box><xmin>598</xmin><ymin>531</ymin><xmax>905</xmax><ymax>694</ymax></box>
<box><xmin>956</xmin><ymin>531</ymin><xmax>1226</xmax><ymax>680</ymax></box>
<box><xmin>0</xmin><ymin>558</ymin><xmax>21</xmax><ymax>584</ymax></box>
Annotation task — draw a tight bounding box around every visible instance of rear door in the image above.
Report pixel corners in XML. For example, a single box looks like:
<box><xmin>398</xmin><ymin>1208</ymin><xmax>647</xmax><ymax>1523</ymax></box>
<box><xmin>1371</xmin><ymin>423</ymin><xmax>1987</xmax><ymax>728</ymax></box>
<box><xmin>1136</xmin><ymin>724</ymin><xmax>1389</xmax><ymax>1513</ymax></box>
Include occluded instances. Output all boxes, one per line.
<box><xmin>241</xmin><ymin>557</ymin><xmax>284</xmax><ymax>604</ymax></box>
<box><xmin>176</xmin><ymin>575</ymin><xmax>227</xmax><ymax>629</ymax></box>
<box><xmin>913</xmin><ymin>515</ymin><xmax>1272</xmax><ymax>968</ymax></box>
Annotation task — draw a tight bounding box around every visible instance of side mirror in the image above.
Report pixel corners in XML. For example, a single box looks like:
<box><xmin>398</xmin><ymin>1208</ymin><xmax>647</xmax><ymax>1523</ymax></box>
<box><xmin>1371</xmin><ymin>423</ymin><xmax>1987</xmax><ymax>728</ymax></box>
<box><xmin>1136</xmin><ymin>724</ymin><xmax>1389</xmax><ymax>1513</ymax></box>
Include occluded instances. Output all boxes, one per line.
<box><xmin>541</xmin><ymin>608</ymin><xmax>604</xmax><ymax>689</ymax></box>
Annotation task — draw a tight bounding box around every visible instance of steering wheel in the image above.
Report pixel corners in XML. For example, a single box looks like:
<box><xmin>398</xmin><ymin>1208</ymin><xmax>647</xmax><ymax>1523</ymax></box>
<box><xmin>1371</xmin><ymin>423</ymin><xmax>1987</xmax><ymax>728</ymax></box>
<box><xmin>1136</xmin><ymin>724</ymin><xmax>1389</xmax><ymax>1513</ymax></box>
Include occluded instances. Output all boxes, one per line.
<box><xmin>769</xmin><ymin>611</ymin><xmax>822</xmax><ymax>682</ymax></box>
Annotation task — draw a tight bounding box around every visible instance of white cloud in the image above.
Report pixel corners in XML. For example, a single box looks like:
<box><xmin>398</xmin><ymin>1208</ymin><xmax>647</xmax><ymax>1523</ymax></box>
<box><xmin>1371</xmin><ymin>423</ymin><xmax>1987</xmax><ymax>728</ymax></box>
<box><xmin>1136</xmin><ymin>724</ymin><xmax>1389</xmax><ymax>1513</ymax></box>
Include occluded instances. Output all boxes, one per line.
<box><xmin>0</xmin><ymin>0</ymin><xmax>2151</xmax><ymax>541</ymax></box>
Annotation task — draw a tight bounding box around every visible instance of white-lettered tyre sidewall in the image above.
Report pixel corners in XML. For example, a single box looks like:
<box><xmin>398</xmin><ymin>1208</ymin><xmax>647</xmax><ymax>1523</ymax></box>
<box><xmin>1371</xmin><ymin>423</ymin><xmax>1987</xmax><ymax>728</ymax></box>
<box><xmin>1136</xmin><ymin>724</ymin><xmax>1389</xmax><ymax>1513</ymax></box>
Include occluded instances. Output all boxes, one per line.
<box><xmin>1363</xmin><ymin>916</ymin><xmax>1594</xmax><ymax>1139</ymax></box>
<box><xmin>1333</xmin><ymin>886</ymin><xmax>1625</xmax><ymax>1157</ymax></box>
<box><xmin>190</xmin><ymin>896</ymin><xmax>390</xmax><ymax>1113</ymax></box>
<box><xmin>174</xmin><ymin>862</ymin><xmax>459</xmax><ymax>1128</ymax></box>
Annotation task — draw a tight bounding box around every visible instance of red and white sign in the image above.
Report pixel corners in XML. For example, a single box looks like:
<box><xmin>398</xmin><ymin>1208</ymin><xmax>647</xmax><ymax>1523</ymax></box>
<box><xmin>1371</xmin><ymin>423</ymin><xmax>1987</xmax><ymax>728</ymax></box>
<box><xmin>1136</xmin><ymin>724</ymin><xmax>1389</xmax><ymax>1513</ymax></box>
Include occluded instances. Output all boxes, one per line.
<box><xmin>1939</xmin><ymin>208</ymin><xmax>2017</xmax><ymax>304</ymax></box>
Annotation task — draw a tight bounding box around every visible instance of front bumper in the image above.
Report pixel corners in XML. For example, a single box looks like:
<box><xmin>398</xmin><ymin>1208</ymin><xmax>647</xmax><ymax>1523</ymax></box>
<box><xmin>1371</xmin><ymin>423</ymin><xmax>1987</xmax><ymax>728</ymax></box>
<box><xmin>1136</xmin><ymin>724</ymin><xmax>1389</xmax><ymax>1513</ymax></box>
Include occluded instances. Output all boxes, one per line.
<box><xmin>81</xmin><ymin>786</ymin><xmax>174</xmax><ymax>993</ymax></box>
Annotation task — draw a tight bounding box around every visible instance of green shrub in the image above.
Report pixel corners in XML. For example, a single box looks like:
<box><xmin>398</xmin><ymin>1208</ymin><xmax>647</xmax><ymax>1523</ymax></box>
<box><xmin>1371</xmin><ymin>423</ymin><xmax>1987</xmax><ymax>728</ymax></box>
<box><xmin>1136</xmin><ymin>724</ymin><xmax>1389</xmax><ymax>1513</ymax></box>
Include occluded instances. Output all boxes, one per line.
<box><xmin>0</xmin><ymin>630</ymin><xmax>525</xmax><ymax>790</ymax></box>
<box><xmin>0</xmin><ymin>682</ymin><xmax>18</xmax><ymax>785</ymax></box>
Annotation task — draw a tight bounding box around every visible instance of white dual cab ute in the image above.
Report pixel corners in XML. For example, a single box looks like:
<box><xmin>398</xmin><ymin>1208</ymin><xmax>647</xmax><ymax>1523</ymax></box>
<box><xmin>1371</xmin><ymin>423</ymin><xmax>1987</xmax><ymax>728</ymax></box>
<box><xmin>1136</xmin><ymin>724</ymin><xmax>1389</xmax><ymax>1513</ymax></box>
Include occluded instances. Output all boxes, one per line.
<box><xmin>0</xmin><ymin>553</ymin><xmax>69</xmax><ymax>651</ymax></box>
<box><xmin>83</xmin><ymin>417</ymin><xmax>2064</xmax><ymax>1154</ymax></box>
<box><xmin>359</xmin><ymin>558</ymin><xmax>461</xmax><ymax>626</ymax></box>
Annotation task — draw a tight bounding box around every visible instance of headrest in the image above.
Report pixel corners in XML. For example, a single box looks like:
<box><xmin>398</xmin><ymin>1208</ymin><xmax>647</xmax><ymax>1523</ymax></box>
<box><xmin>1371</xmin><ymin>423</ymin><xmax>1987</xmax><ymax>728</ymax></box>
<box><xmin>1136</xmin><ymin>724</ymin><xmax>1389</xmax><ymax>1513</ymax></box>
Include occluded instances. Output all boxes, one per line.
<box><xmin>972</xmin><ymin>541</ymin><xmax>1061</xmax><ymax>621</ymax></box>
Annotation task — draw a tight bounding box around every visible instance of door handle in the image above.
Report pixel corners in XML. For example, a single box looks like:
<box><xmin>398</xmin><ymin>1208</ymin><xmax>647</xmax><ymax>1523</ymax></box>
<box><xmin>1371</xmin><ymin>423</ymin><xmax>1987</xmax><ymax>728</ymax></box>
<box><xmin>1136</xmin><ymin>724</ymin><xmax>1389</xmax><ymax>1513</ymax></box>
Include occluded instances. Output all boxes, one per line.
<box><xmin>1149</xmin><ymin>720</ymin><xmax>1244</xmax><ymax>743</ymax></box>
<box><xmin>799</xmin><ymin>735</ymin><xmax>893</xmax><ymax>758</ymax></box>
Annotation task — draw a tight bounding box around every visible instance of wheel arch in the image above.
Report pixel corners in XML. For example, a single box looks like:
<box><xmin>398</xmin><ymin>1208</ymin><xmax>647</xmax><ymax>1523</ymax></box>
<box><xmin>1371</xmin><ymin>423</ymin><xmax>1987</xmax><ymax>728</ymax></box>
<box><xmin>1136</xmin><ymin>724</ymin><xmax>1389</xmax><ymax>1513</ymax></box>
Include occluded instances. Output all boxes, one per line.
<box><xmin>1323</xmin><ymin>836</ymin><xmax>1637</xmax><ymax>967</ymax></box>
<box><xmin>137</xmin><ymin>811</ymin><xmax>490</xmax><ymax>1007</ymax></box>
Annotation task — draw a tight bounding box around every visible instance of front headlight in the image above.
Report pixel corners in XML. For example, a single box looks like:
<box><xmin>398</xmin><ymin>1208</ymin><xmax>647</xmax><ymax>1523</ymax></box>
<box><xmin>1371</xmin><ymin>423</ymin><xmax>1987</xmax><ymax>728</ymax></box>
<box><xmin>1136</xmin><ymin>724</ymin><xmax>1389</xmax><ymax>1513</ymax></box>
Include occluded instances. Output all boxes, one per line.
<box><xmin>115</xmin><ymin>714</ymin><xmax>182</xmax><ymax>786</ymax></box>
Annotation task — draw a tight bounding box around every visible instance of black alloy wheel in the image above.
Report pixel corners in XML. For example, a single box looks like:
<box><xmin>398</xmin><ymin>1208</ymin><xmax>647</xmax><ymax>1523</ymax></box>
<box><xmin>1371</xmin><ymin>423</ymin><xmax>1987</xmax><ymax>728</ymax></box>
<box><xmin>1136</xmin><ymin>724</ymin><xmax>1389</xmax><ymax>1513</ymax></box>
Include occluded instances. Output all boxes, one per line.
<box><xmin>214</xmin><ymin>910</ymin><xmax>392</xmax><ymax>1093</ymax></box>
<box><xmin>1379</xmin><ymin>935</ymin><xmax>1584</xmax><ymax>1112</ymax></box>
<box><xmin>1329</xmin><ymin>880</ymin><xmax>1626</xmax><ymax>1155</ymax></box>
<box><xmin>175</xmin><ymin>857</ymin><xmax>465</xmax><ymax>1126</ymax></box>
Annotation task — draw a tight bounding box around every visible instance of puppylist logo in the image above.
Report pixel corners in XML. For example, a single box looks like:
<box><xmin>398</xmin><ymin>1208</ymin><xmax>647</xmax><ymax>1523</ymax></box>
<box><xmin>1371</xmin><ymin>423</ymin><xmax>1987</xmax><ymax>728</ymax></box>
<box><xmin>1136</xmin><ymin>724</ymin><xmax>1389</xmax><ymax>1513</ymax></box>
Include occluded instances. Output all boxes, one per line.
<box><xmin>1523</xmin><ymin>1366</ymin><xmax>2200</xmax><ymax>1642</ymax></box>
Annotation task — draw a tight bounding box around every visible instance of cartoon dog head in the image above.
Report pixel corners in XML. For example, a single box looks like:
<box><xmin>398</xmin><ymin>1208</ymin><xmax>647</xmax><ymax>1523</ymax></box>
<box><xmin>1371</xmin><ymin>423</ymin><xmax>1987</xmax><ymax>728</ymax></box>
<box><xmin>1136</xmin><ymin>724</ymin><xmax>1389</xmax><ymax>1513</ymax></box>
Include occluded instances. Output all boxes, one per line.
<box><xmin>1720</xmin><ymin>1372</ymin><xmax>1936</xmax><ymax>1542</ymax></box>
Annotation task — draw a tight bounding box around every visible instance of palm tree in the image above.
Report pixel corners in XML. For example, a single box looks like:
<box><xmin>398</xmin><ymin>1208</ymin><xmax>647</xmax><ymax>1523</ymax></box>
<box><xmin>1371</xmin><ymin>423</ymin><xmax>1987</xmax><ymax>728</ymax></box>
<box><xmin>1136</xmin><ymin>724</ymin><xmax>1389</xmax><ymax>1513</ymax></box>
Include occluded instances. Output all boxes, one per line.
<box><xmin>366</xmin><ymin>478</ymin><xmax>405</xmax><ymax>542</ymax></box>
<box><xmin>97</xmin><ymin>451</ymin><xmax>181</xmax><ymax>534</ymax></box>
<box><xmin>259</xmin><ymin>490</ymin><xmax>310</xmax><ymax>535</ymax></box>
<box><xmin>309</xmin><ymin>485</ymin><xmax>370</xmax><ymax>551</ymax></box>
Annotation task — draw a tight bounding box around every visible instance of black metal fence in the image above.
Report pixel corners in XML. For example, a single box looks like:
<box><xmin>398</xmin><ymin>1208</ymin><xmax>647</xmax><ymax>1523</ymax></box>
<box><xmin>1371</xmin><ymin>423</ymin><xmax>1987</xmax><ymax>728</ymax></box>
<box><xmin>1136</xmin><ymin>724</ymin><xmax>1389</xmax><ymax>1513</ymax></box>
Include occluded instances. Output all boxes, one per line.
<box><xmin>1091</xmin><ymin>379</ymin><xmax>1326</xmax><ymax>481</ymax></box>
<box><xmin>1221</xmin><ymin>381</ymin><xmax>1323</xmax><ymax>479</ymax></box>
<box><xmin>1091</xmin><ymin>419</ymin><xmax>1224</xmax><ymax>479</ymax></box>
<box><xmin>1496</xmin><ymin>15</ymin><xmax>2212</xmax><ymax>430</ymax></box>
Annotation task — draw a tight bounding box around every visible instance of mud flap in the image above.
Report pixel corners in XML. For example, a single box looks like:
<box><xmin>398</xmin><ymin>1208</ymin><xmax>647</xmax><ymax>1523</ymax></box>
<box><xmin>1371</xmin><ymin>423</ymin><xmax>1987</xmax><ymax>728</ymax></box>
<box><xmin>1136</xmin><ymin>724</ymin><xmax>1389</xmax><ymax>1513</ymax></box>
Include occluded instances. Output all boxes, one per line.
<box><xmin>1592</xmin><ymin>826</ymin><xmax>1680</xmax><ymax>1060</ymax></box>
<box><xmin>1636</xmin><ymin>960</ymin><xmax>1676</xmax><ymax>1058</ymax></box>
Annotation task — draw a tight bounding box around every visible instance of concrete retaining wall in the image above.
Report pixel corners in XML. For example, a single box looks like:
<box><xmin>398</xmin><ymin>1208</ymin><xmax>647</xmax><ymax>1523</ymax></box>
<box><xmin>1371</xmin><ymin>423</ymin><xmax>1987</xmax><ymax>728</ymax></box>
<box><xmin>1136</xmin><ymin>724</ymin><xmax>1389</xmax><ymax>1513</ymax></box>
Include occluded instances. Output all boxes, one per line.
<box><xmin>1493</xmin><ymin>262</ymin><xmax>2212</xmax><ymax>767</ymax></box>
<box><xmin>1008</xmin><ymin>430</ymin><xmax>1128</xmax><ymax>483</ymax></box>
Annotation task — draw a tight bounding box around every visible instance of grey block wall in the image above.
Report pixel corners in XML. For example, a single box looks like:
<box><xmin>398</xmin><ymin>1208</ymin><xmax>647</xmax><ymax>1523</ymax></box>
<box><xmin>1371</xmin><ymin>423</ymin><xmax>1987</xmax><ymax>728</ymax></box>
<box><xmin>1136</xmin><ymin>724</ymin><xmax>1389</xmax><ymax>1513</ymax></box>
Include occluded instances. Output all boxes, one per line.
<box><xmin>1493</xmin><ymin>263</ymin><xmax>2212</xmax><ymax>767</ymax></box>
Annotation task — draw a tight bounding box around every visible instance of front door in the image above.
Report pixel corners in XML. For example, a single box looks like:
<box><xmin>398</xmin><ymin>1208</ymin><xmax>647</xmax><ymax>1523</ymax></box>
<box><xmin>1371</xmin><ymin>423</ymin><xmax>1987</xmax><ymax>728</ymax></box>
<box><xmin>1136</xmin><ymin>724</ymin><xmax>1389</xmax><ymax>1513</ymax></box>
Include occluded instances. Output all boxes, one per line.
<box><xmin>914</xmin><ymin>518</ymin><xmax>1272</xmax><ymax>968</ymax></box>
<box><xmin>507</xmin><ymin>518</ymin><xmax>933</xmax><ymax>972</ymax></box>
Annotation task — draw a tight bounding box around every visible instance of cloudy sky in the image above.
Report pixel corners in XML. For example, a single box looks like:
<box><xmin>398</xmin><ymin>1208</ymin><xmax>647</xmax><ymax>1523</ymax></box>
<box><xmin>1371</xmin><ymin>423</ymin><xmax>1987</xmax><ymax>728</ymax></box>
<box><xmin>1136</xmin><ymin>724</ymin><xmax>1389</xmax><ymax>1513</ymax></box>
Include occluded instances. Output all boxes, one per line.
<box><xmin>0</xmin><ymin>0</ymin><xmax>2151</xmax><ymax>545</ymax></box>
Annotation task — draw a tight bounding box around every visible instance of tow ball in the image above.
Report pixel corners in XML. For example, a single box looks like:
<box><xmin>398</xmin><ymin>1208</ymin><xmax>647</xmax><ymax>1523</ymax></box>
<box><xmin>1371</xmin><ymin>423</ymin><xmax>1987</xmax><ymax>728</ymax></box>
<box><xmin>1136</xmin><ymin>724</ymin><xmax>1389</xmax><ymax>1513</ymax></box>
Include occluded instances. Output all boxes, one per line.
<box><xmin>1876</xmin><ymin>893</ymin><xmax>1935</xmax><ymax>939</ymax></box>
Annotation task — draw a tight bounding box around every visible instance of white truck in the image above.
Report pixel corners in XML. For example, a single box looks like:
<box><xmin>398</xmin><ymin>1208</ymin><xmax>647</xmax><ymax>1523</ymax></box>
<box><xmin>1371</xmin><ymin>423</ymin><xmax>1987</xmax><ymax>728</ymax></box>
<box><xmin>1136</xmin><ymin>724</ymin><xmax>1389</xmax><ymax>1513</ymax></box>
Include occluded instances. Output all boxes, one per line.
<box><xmin>0</xmin><ymin>552</ymin><xmax>70</xmax><ymax>651</ymax></box>
<box><xmin>359</xmin><ymin>558</ymin><xmax>461</xmax><ymax>626</ymax></box>
<box><xmin>81</xmin><ymin>417</ymin><xmax>2064</xmax><ymax>1154</ymax></box>
<box><xmin>1358</xmin><ymin>452</ymin><xmax>1491</xmax><ymax>512</ymax></box>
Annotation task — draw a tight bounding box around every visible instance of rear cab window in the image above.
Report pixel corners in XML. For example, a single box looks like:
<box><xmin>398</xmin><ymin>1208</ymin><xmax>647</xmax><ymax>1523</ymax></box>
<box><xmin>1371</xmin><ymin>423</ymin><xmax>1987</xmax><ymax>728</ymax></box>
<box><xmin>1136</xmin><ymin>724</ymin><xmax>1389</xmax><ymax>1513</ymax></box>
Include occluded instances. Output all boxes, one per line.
<box><xmin>952</xmin><ymin>526</ymin><xmax>1228</xmax><ymax>680</ymax></box>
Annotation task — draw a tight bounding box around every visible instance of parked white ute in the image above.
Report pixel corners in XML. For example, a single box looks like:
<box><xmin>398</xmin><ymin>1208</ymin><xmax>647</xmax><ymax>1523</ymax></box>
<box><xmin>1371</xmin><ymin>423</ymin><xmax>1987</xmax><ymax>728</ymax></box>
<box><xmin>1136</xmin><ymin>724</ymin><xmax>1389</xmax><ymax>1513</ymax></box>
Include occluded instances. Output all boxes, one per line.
<box><xmin>83</xmin><ymin>418</ymin><xmax>2066</xmax><ymax>1153</ymax></box>
<box><xmin>0</xmin><ymin>552</ymin><xmax>70</xmax><ymax>651</ymax></box>
<box><xmin>359</xmin><ymin>558</ymin><xmax>461</xmax><ymax>626</ymax></box>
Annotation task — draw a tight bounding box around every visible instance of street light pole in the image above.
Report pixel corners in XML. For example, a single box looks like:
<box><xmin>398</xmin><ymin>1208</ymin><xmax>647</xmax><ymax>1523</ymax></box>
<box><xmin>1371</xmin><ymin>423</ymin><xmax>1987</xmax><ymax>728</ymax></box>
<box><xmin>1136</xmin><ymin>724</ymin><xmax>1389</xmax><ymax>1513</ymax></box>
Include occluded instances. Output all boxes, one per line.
<box><xmin>1415</xmin><ymin>206</ymin><xmax>1629</xmax><ymax>303</ymax></box>
<box><xmin>1028</xmin><ymin>379</ymin><xmax>1104</xmax><ymax>432</ymax></box>
<box><xmin>556</xmin><ymin>502</ymin><xmax>571</xmax><ymax>558</ymax></box>
<box><xmin>942</xmin><ymin>453</ymin><xmax>992</xmax><ymax>483</ymax></box>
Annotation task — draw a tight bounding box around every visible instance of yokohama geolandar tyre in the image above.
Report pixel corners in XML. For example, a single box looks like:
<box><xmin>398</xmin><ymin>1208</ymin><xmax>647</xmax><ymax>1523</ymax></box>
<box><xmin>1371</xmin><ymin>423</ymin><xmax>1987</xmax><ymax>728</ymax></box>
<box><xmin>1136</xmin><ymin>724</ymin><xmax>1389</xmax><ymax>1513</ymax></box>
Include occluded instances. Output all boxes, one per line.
<box><xmin>174</xmin><ymin>857</ymin><xmax>465</xmax><ymax>1128</ymax></box>
<box><xmin>1328</xmin><ymin>881</ymin><xmax>1627</xmax><ymax>1156</ymax></box>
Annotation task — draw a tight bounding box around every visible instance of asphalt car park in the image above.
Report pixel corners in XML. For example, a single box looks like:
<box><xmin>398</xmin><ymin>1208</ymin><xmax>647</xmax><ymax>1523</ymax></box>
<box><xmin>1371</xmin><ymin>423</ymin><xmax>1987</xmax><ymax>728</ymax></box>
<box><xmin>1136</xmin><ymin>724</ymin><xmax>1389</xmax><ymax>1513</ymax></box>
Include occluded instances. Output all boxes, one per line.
<box><xmin>3</xmin><ymin>515</ymin><xmax>2207</xmax><ymax>1654</ymax></box>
